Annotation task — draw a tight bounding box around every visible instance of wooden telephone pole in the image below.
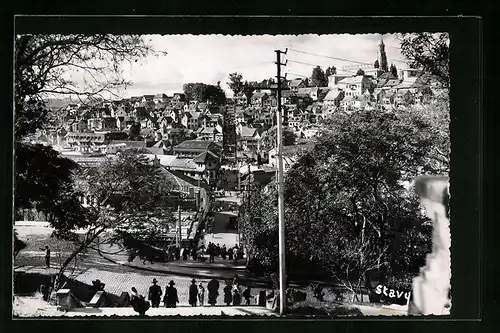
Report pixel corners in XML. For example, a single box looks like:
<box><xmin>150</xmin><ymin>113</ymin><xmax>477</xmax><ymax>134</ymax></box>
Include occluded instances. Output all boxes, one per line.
<box><xmin>177</xmin><ymin>205</ymin><xmax>182</xmax><ymax>248</ymax></box>
<box><xmin>275</xmin><ymin>48</ymin><xmax>287</xmax><ymax>315</ymax></box>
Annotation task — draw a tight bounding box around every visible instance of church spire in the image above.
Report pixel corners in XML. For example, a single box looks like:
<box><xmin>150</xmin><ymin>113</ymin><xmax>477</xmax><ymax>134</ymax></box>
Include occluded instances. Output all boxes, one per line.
<box><xmin>378</xmin><ymin>35</ymin><xmax>388</xmax><ymax>72</ymax></box>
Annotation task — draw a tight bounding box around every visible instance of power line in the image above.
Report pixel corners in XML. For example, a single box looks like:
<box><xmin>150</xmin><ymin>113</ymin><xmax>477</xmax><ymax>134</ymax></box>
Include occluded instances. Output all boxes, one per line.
<box><xmin>287</xmin><ymin>59</ymin><xmax>359</xmax><ymax>75</ymax></box>
<box><xmin>287</xmin><ymin>72</ymin><xmax>309</xmax><ymax>78</ymax></box>
<box><xmin>288</xmin><ymin>48</ymin><xmax>372</xmax><ymax>66</ymax></box>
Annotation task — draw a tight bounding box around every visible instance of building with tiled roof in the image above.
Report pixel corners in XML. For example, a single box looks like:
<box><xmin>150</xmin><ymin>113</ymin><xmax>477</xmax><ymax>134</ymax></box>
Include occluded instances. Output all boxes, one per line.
<box><xmin>337</xmin><ymin>75</ymin><xmax>374</xmax><ymax>97</ymax></box>
<box><xmin>173</xmin><ymin>140</ymin><xmax>222</xmax><ymax>158</ymax></box>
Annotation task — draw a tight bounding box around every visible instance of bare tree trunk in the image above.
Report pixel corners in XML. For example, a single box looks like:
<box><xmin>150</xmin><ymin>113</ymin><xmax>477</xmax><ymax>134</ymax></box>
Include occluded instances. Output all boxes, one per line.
<box><xmin>53</xmin><ymin>226</ymin><xmax>107</xmax><ymax>291</ymax></box>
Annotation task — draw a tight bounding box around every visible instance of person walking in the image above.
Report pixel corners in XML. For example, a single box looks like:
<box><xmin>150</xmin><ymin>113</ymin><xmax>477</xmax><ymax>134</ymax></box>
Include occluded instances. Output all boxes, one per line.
<box><xmin>228</xmin><ymin>247</ymin><xmax>233</xmax><ymax>261</ymax></box>
<box><xmin>191</xmin><ymin>247</ymin><xmax>197</xmax><ymax>261</ymax></box>
<box><xmin>208</xmin><ymin>242</ymin><xmax>215</xmax><ymax>263</ymax></box>
<box><xmin>207</xmin><ymin>279</ymin><xmax>220</xmax><ymax>306</ymax></box>
<box><xmin>232</xmin><ymin>247</ymin><xmax>238</xmax><ymax>265</ymax></box>
<box><xmin>232</xmin><ymin>273</ymin><xmax>240</xmax><ymax>287</ymax></box>
<box><xmin>148</xmin><ymin>278</ymin><xmax>162</xmax><ymax>308</ymax></box>
<box><xmin>163</xmin><ymin>280</ymin><xmax>179</xmax><ymax>308</ymax></box>
<box><xmin>223</xmin><ymin>282</ymin><xmax>233</xmax><ymax>306</ymax></box>
<box><xmin>198</xmin><ymin>282</ymin><xmax>205</xmax><ymax>306</ymax></box>
<box><xmin>182</xmin><ymin>247</ymin><xmax>188</xmax><ymax>260</ymax></box>
<box><xmin>39</xmin><ymin>246</ymin><xmax>50</xmax><ymax>268</ymax></box>
<box><xmin>221</xmin><ymin>245</ymin><xmax>227</xmax><ymax>260</ymax></box>
<box><xmin>189</xmin><ymin>278</ymin><xmax>198</xmax><ymax>307</ymax></box>
<box><xmin>243</xmin><ymin>286</ymin><xmax>252</xmax><ymax>305</ymax></box>
<box><xmin>232</xmin><ymin>284</ymin><xmax>241</xmax><ymax>306</ymax></box>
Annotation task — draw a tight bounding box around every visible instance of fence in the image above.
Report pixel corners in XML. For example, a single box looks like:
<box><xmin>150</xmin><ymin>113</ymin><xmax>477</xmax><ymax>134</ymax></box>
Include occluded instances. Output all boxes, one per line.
<box><xmin>16</xmin><ymin>209</ymin><xmax>49</xmax><ymax>222</ymax></box>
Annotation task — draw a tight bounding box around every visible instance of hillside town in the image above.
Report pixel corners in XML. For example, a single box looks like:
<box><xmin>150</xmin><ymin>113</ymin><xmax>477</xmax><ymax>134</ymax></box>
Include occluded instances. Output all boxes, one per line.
<box><xmin>34</xmin><ymin>39</ymin><xmax>443</xmax><ymax>189</ymax></box>
<box><xmin>15</xmin><ymin>34</ymin><xmax>451</xmax><ymax>317</ymax></box>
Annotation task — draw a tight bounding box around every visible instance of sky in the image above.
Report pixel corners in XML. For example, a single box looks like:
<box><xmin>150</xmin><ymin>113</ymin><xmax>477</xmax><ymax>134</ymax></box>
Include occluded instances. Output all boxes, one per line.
<box><xmin>84</xmin><ymin>33</ymin><xmax>410</xmax><ymax>99</ymax></box>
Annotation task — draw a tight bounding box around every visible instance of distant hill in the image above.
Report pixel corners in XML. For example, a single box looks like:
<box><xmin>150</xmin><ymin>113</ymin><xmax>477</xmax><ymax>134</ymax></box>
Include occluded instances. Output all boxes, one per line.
<box><xmin>44</xmin><ymin>98</ymin><xmax>79</xmax><ymax>109</ymax></box>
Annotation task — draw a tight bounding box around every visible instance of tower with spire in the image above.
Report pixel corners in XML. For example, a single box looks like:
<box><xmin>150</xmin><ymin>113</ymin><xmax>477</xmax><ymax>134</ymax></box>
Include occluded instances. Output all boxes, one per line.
<box><xmin>378</xmin><ymin>36</ymin><xmax>388</xmax><ymax>72</ymax></box>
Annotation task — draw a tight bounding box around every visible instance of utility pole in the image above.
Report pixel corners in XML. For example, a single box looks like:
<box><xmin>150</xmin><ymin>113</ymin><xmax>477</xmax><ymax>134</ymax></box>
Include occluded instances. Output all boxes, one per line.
<box><xmin>177</xmin><ymin>205</ymin><xmax>182</xmax><ymax>248</ymax></box>
<box><xmin>275</xmin><ymin>48</ymin><xmax>287</xmax><ymax>315</ymax></box>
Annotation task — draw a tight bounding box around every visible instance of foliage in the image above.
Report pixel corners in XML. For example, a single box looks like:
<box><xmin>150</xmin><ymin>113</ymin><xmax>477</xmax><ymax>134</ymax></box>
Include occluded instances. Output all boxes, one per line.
<box><xmin>259</xmin><ymin>126</ymin><xmax>296</xmax><ymax>152</ymax></box>
<box><xmin>400</xmin><ymin>33</ymin><xmax>450</xmax><ymax>88</ymax></box>
<box><xmin>15</xmin><ymin>34</ymin><xmax>164</xmax><ymax>139</ymax></box>
<box><xmin>14</xmin><ymin>231</ymin><xmax>27</xmax><ymax>257</ymax></box>
<box><xmin>15</xmin><ymin>142</ymin><xmax>88</xmax><ymax>230</ymax></box>
<box><xmin>356</xmin><ymin>69</ymin><xmax>365</xmax><ymax>76</ymax></box>
<box><xmin>243</xmin><ymin>102</ymin><xmax>449</xmax><ymax>298</ymax></box>
<box><xmin>183</xmin><ymin>82</ymin><xmax>226</xmax><ymax>105</ymax></box>
<box><xmin>128</xmin><ymin>122</ymin><xmax>142</xmax><ymax>140</ymax></box>
<box><xmin>227</xmin><ymin>72</ymin><xmax>244</xmax><ymax>95</ymax></box>
<box><xmin>325</xmin><ymin>66</ymin><xmax>337</xmax><ymax>77</ymax></box>
<box><xmin>374</xmin><ymin>60</ymin><xmax>380</xmax><ymax>69</ymax></box>
<box><xmin>311</xmin><ymin>66</ymin><xmax>328</xmax><ymax>87</ymax></box>
<box><xmin>390</xmin><ymin>63</ymin><xmax>398</xmax><ymax>78</ymax></box>
<box><xmin>52</xmin><ymin>151</ymin><xmax>176</xmax><ymax>289</ymax></box>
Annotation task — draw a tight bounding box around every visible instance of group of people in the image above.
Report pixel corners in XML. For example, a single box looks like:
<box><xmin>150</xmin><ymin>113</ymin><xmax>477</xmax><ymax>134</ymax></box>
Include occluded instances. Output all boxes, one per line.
<box><xmin>146</xmin><ymin>278</ymin><xmax>181</xmax><ymax>308</ymax></box>
<box><xmin>139</xmin><ymin>274</ymin><xmax>253</xmax><ymax>309</ymax></box>
<box><xmin>204</xmin><ymin>242</ymin><xmax>243</xmax><ymax>264</ymax></box>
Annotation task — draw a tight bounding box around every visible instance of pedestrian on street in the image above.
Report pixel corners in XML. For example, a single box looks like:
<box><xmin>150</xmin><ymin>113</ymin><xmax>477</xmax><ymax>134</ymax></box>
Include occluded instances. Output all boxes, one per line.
<box><xmin>232</xmin><ymin>247</ymin><xmax>238</xmax><ymax>264</ymax></box>
<box><xmin>163</xmin><ymin>280</ymin><xmax>179</xmax><ymax>308</ymax></box>
<box><xmin>189</xmin><ymin>278</ymin><xmax>198</xmax><ymax>307</ymax></box>
<box><xmin>232</xmin><ymin>285</ymin><xmax>241</xmax><ymax>306</ymax></box>
<box><xmin>223</xmin><ymin>282</ymin><xmax>233</xmax><ymax>306</ymax></box>
<box><xmin>208</xmin><ymin>242</ymin><xmax>215</xmax><ymax>263</ymax></box>
<box><xmin>221</xmin><ymin>245</ymin><xmax>227</xmax><ymax>260</ymax></box>
<box><xmin>243</xmin><ymin>286</ymin><xmax>252</xmax><ymax>305</ymax></box>
<box><xmin>39</xmin><ymin>246</ymin><xmax>50</xmax><ymax>268</ymax></box>
<box><xmin>232</xmin><ymin>274</ymin><xmax>240</xmax><ymax>287</ymax></box>
<box><xmin>191</xmin><ymin>247</ymin><xmax>197</xmax><ymax>261</ymax></box>
<box><xmin>198</xmin><ymin>282</ymin><xmax>205</xmax><ymax>306</ymax></box>
<box><xmin>228</xmin><ymin>248</ymin><xmax>233</xmax><ymax>261</ymax></box>
<box><xmin>215</xmin><ymin>243</ymin><xmax>221</xmax><ymax>257</ymax></box>
<box><xmin>148</xmin><ymin>278</ymin><xmax>162</xmax><ymax>308</ymax></box>
<box><xmin>182</xmin><ymin>247</ymin><xmax>188</xmax><ymax>260</ymax></box>
<box><xmin>175</xmin><ymin>247</ymin><xmax>181</xmax><ymax>260</ymax></box>
<box><xmin>207</xmin><ymin>279</ymin><xmax>220</xmax><ymax>306</ymax></box>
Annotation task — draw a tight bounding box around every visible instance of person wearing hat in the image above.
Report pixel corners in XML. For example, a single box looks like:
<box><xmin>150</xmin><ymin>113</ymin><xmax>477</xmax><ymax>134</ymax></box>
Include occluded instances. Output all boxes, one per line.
<box><xmin>163</xmin><ymin>280</ymin><xmax>179</xmax><ymax>308</ymax></box>
<box><xmin>223</xmin><ymin>281</ymin><xmax>233</xmax><ymax>306</ymax></box>
<box><xmin>148</xmin><ymin>278</ymin><xmax>162</xmax><ymax>308</ymax></box>
<box><xmin>189</xmin><ymin>278</ymin><xmax>198</xmax><ymax>307</ymax></box>
<box><xmin>207</xmin><ymin>278</ymin><xmax>220</xmax><ymax>306</ymax></box>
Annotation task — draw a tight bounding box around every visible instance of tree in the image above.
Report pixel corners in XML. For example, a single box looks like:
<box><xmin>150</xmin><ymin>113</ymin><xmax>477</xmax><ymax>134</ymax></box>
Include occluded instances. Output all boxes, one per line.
<box><xmin>400</xmin><ymin>33</ymin><xmax>450</xmax><ymax>88</ymax></box>
<box><xmin>14</xmin><ymin>34</ymin><xmax>162</xmax><ymax>228</ymax></box>
<box><xmin>128</xmin><ymin>122</ymin><xmax>142</xmax><ymax>140</ymax></box>
<box><xmin>15</xmin><ymin>143</ymin><xmax>87</xmax><ymax>229</ymax></box>
<box><xmin>325</xmin><ymin>66</ymin><xmax>337</xmax><ymax>77</ymax></box>
<box><xmin>183</xmin><ymin>82</ymin><xmax>226</xmax><ymax>105</ymax></box>
<box><xmin>356</xmin><ymin>69</ymin><xmax>365</xmax><ymax>76</ymax></box>
<box><xmin>227</xmin><ymin>72</ymin><xmax>244</xmax><ymax>96</ymax></box>
<box><xmin>244</xmin><ymin>102</ymin><xmax>449</xmax><ymax>297</ymax></box>
<box><xmin>259</xmin><ymin>126</ymin><xmax>296</xmax><ymax>152</ymax></box>
<box><xmin>242</xmin><ymin>81</ymin><xmax>255</xmax><ymax>101</ymax></box>
<box><xmin>53</xmin><ymin>152</ymin><xmax>176</xmax><ymax>289</ymax></box>
<box><xmin>390</xmin><ymin>63</ymin><xmax>398</xmax><ymax>78</ymax></box>
<box><xmin>15</xmin><ymin>35</ymin><xmax>164</xmax><ymax>139</ymax></box>
<box><xmin>205</xmin><ymin>82</ymin><xmax>227</xmax><ymax>105</ymax></box>
<box><xmin>183</xmin><ymin>83</ymin><xmax>207</xmax><ymax>102</ymax></box>
<box><xmin>311</xmin><ymin>66</ymin><xmax>328</xmax><ymax>87</ymax></box>
<box><xmin>374</xmin><ymin>60</ymin><xmax>380</xmax><ymax>69</ymax></box>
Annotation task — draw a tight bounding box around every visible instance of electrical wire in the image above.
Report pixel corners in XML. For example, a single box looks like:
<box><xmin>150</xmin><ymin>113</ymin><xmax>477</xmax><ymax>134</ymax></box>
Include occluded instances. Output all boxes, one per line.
<box><xmin>288</xmin><ymin>48</ymin><xmax>372</xmax><ymax>65</ymax></box>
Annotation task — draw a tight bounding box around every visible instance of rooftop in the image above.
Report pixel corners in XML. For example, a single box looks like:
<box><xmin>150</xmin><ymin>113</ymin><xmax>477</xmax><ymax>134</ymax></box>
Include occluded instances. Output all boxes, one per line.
<box><xmin>174</xmin><ymin>140</ymin><xmax>217</xmax><ymax>151</ymax></box>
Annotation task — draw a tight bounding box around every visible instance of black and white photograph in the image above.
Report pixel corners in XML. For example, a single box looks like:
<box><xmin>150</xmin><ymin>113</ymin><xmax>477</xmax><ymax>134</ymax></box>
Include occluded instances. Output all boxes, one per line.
<box><xmin>13</xmin><ymin>28</ymin><xmax>452</xmax><ymax>317</ymax></box>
